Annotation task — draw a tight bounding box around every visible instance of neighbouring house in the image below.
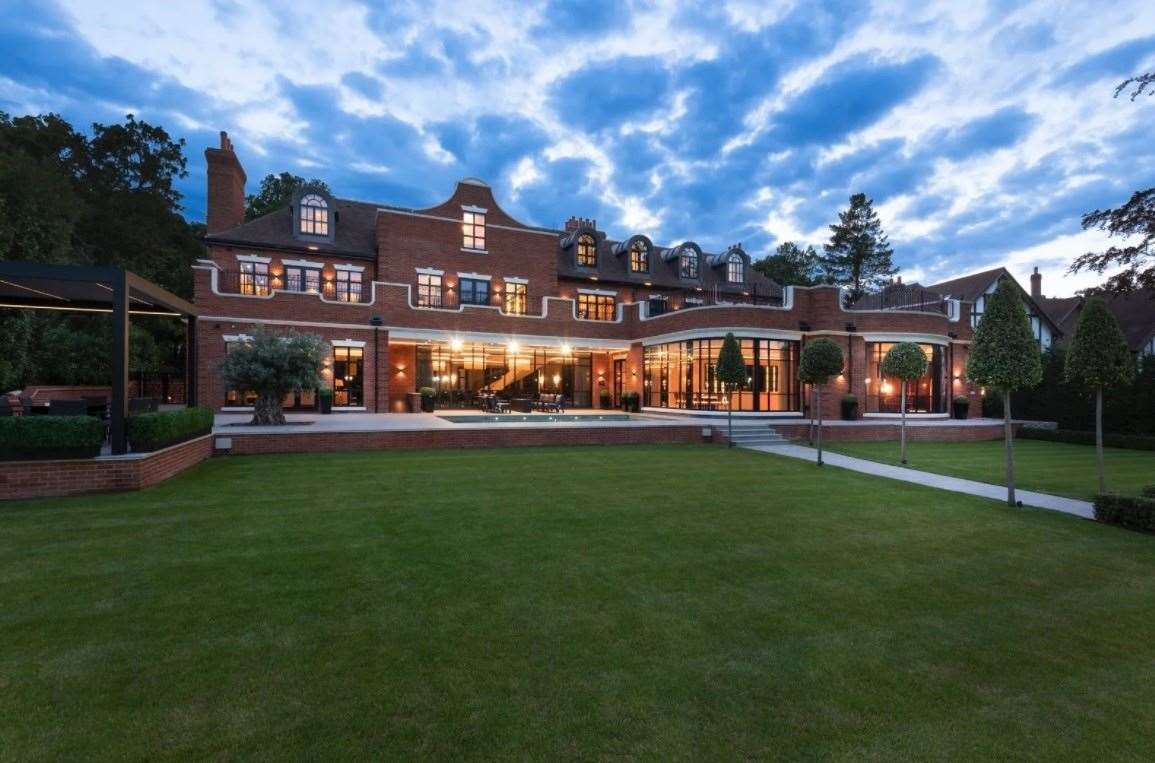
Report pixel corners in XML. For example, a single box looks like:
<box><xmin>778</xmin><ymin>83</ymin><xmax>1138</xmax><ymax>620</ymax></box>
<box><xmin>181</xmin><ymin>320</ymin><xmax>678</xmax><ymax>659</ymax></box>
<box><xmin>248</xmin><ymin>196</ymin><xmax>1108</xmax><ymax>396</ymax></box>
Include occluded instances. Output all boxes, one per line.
<box><xmin>925</xmin><ymin>266</ymin><xmax>1062</xmax><ymax>350</ymax></box>
<box><xmin>1034</xmin><ymin>269</ymin><xmax>1155</xmax><ymax>358</ymax></box>
<box><xmin>194</xmin><ymin>131</ymin><xmax>995</xmax><ymax>420</ymax></box>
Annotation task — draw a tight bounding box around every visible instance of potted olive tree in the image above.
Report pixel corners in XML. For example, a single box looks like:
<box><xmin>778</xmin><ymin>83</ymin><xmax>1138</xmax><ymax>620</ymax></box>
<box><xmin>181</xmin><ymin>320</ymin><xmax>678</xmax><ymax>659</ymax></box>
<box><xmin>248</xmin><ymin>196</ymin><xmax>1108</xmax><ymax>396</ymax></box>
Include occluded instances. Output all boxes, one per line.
<box><xmin>218</xmin><ymin>327</ymin><xmax>328</xmax><ymax>426</ymax></box>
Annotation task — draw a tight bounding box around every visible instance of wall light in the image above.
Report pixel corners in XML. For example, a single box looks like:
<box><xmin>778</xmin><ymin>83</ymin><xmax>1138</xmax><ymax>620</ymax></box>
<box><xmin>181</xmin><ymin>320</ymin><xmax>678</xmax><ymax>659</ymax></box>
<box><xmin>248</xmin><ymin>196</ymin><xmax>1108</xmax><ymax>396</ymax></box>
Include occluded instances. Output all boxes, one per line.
<box><xmin>450</xmin><ymin>337</ymin><xmax>464</xmax><ymax>352</ymax></box>
<box><xmin>508</xmin><ymin>340</ymin><xmax>521</xmax><ymax>354</ymax></box>
<box><xmin>560</xmin><ymin>343</ymin><xmax>572</xmax><ymax>355</ymax></box>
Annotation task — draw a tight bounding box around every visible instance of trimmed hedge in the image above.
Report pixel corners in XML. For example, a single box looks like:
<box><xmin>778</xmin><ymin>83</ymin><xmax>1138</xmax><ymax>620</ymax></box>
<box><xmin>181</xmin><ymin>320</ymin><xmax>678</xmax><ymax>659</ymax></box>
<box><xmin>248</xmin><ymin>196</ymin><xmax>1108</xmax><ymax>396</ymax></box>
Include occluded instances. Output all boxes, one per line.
<box><xmin>0</xmin><ymin>415</ymin><xmax>105</xmax><ymax>460</ymax></box>
<box><xmin>1094</xmin><ymin>493</ymin><xmax>1155</xmax><ymax>534</ymax></box>
<box><xmin>1018</xmin><ymin>427</ymin><xmax>1155</xmax><ymax>451</ymax></box>
<box><xmin>127</xmin><ymin>407</ymin><xmax>214</xmax><ymax>452</ymax></box>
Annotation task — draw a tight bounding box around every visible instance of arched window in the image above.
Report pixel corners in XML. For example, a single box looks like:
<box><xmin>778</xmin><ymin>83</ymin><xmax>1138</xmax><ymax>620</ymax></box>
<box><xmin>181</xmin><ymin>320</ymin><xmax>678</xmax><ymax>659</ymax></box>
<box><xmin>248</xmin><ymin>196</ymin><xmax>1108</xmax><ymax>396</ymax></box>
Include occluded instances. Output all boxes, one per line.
<box><xmin>577</xmin><ymin>234</ymin><xmax>597</xmax><ymax>267</ymax></box>
<box><xmin>727</xmin><ymin>252</ymin><xmax>743</xmax><ymax>283</ymax></box>
<box><xmin>629</xmin><ymin>240</ymin><xmax>649</xmax><ymax>273</ymax></box>
<box><xmin>299</xmin><ymin>194</ymin><xmax>329</xmax><ymax>236</ymax></box>
<box><xmin>680</xmin><ymin>249</ymin><xmax>699</xmax><ymax>279</ymax></box>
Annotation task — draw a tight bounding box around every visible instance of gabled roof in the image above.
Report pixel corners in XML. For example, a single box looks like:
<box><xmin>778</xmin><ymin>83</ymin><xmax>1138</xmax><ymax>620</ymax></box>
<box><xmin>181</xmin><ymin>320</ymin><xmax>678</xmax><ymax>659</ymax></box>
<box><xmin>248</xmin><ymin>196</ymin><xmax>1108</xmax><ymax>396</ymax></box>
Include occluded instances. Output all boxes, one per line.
<box><xmin>1037</xmin><ymin>295</ymin><xmax>1082</xmax><ymax>333</ymax></box>
<box><xmin>203</xmin><ymin>198</ymin><xmax>379</xmax><ymax>260</ymax></box>
<box><xmin>1104</xmin><ymin>289</ymin><xmax>1155</xmax><ymax>351</ymax></box>
<box><xmin>927</xmin><ymin>266</ymin><xmax>1062</xmax><ymax>334</ymax></box>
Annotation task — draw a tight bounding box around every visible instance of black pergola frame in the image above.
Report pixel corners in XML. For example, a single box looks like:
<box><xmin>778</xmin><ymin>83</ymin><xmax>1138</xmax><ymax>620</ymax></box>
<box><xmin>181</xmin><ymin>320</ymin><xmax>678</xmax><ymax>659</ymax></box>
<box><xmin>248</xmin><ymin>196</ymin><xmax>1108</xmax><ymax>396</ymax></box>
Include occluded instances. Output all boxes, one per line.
<box><xmin>0</xmin><ymin>262</ymin><xmax>199</xmax><ymax>455</ymax></box>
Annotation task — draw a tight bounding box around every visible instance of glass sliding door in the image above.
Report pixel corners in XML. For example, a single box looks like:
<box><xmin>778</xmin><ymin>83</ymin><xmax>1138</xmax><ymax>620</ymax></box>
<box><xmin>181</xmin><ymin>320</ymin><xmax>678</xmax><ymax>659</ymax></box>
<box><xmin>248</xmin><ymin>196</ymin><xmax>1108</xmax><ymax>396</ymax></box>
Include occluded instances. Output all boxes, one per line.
<box><xmin>643</xmin><ymin>338</ymin><xmax>801</xmax><ymax>412</ymax></box>
<box><xmin>332</xmin><ymin>346</ymin><xmax>363</xmax><ymax>407</ymax></box>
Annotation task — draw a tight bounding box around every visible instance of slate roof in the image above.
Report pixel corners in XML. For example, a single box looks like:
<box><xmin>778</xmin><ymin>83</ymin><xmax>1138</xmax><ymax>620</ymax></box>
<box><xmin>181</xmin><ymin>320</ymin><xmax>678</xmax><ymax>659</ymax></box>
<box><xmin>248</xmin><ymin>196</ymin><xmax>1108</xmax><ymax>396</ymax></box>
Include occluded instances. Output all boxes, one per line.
<box><xmin>927</xmin><ymin>266</ymin><xmax>1062</xmax><ymax>334</ymax></box>
<box><xmin>203</xmin><ymin>198</ymin><xmax>379</xmax><ymax>261</ymax></box>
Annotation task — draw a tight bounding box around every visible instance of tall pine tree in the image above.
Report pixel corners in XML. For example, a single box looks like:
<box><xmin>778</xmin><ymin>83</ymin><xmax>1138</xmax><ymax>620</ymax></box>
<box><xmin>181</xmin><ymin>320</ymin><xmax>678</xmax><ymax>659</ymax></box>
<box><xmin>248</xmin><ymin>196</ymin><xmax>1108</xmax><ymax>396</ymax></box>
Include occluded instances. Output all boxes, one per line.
<box><xmin>821</xmin><ymin>193</ymin><xmax>898</xmax><ymax>301</ymax></box>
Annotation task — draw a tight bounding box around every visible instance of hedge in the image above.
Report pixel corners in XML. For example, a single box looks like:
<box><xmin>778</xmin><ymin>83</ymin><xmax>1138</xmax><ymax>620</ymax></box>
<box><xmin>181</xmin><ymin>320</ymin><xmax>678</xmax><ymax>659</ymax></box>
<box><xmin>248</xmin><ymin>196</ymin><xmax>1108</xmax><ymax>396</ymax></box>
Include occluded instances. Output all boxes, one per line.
<box><xmin>127</xmin><ymin>407</ymin><xmax>214</xmax><ymax>452</ymax></box>
<box><xmin>1018</xmin><ymin>427</ymin><xmax>1155</xmax><ymax>451</ymax></box>
<box><xmin>0</xmin><ymin>416</ymin><xmax>105</xmax><ymax>460</ymax></box>
<box><xmin>1094</xmin><ymin>493</ymin><xmax>1155</xmax><ymax>534</ymax></box>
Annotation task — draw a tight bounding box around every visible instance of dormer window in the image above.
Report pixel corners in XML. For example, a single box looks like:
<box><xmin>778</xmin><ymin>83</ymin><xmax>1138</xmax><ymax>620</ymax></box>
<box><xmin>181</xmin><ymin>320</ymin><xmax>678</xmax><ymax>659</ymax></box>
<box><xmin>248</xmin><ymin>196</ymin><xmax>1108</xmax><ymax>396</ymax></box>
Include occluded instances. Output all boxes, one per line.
<box><xmin>463</xmin><ymin>210</ymin><xmax>486</xmax><ymax>250</ymax></box>
<box><xmin>629</xmin><ymin>240</ymin><xmax>649</xmax><ymax>273</ymax></box>
<box><xmin>577</xmin><ymin>234</ymin><xmax>597</xmax><ymax>267</ymax></box>
<box><xmin>299</xmin><ymin>194</ymin><xmax>329</xmax><ymax>236</ymax></box>
<box><xmin>680</xmin><ymin>250</ymin><xmax>699</xmax><ymax>279</ymax></box>
<box><xmin>727</xmin><ymin>252</ymin><xmax>744</xmax><ymax>283</ymax></box>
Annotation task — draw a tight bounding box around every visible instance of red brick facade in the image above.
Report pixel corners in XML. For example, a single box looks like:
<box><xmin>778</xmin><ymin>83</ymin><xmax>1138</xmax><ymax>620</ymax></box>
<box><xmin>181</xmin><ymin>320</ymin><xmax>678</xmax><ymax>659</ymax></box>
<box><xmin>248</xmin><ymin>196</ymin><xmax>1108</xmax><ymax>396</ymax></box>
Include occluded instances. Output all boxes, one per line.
<box><xmin>194</xmin><ymin>134</ymin><xmax>984</xmax><ymax>419</ymax></box>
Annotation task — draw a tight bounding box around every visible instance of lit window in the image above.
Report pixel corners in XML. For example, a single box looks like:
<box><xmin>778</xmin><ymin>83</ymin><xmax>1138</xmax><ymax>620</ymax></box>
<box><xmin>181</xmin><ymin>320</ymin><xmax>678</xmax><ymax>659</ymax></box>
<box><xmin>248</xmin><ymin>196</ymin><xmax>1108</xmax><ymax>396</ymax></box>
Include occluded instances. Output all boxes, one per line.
<box><xmin>284</xmin><ymin>266</ymin><xmax>321</xmax><ymax>294</ymax></box>
<box><xmin>629</xmin><ymin>240</ymin><xmax>649</xmax><ymax>273</ymax></box>
<box><xmin>417</xmin><ymin>273</ymin><xmax>443</xmax><ymax>307</ymax></box>
<box><xmin>299</xmin><ymin>194</ymin><xmax>329</xmax><ymax>236</ymax></box>
<box><xmin>239</xmin><ymin>261</ymin><xmax>269</xmax><ymax>296</ymax></box>
<box><xmin>334</xmin><ymin>270</ymin><xmax>362</xmax><ymax>302</ymax></box>
<box><xmin>460</xmin><ymin>278</ymin><xmax>490</xmax><ymax>306</ymax></box>
<box><xmin>504</xmin><ymin>282</ymin><xmax>527</xmax><ymax>315</ymax></box>
<box><xmin>577</xmin><ymin>293</ymin><xmax>615</xmax><ymax>321</ymax></box>
<box><xmin>577</xmin><ymin>234</ymin><xmax>597</xmax><ymax>267</ymax></box>
<box><xmin>462</xmin><ymin>211</ymin><xmax>486</xmax><ymax>250</ymax></box>
<box><xmin>680</xmin><ymin>249</ymin><xmax>699</xmax><ymax>279</ymax></box>
<box><xmin>727</xmin><ymin>252</ymin><xmax>744</xmax><ymax>283</ymax></box>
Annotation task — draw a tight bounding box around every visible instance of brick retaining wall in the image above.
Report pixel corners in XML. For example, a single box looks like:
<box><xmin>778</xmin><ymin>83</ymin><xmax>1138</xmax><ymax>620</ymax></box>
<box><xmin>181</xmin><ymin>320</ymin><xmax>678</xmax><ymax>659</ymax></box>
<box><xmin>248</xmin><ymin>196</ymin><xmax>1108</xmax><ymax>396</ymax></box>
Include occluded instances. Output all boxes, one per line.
<box><xmin>769</xmin><ymin>422</ymin><xmax>1013</xmax><ymax>442</ymax></box>
<box><xmin>222</xmin><ymin>424</ymin><xmax>706</xmax><ymax>455</ymax></box>
<box><xmin>0</xmin><ymin>435</ymin><xmax>213</xmax><ymax>501</ymax></box>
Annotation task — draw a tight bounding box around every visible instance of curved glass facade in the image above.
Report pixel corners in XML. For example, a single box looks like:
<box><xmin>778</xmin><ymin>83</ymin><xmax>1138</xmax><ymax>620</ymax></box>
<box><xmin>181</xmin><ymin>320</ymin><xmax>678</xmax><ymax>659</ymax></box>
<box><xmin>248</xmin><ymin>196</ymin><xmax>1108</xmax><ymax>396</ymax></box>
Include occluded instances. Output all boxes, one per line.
<box><xmin>643</xmin><ymin>338</ymin><xmax>801</xmax><ymax>412</ymax></box>
<box><xmin>865</xmin><ymin>342</ymin><xmax>944</xmax><ymax>413</ymax></box>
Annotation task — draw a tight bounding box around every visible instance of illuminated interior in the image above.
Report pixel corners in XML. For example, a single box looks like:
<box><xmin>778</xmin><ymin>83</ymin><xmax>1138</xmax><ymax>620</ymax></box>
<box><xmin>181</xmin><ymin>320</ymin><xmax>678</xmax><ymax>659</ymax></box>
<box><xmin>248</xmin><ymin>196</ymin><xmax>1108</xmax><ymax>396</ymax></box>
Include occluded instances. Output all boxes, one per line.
<box><xmin>864</xmin><ymin>342</ymin><xmax>944</xmax><ymax>413</ymax></box>
<box><xmin>643</xmin><ymin>337</ymin><xmax>800</xmax><ymax>412</ymax></box>
<box><xmin>415</xmin><ymin>341</ymin><xmax>593</xmax><ymax>407</ymax></box>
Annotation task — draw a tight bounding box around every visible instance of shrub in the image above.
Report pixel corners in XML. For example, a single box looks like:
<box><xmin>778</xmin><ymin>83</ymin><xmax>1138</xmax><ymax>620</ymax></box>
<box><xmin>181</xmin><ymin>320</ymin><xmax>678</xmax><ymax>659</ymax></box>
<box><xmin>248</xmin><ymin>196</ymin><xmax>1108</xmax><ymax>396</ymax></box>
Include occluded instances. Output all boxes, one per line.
<box><xmin>1143</xmin><ymin>485</ymin><xmax>1155</xmax><ymax>499</ymax></box>
<box><xmin>127</xmin><ymin>407</ymin><xmax>214</xmax><ymax>452</ymax></box>
<box><xmin>953</xmin><ymin>394</ymin><xmax>970</xmax><ymax>405</ymax></box>
<box><xmin>1094</xmin><ymin>494</ymin><xmax>1155</xmax><ymax>534</ymax></box>
<box><xmin>0</xmin><ymin>416</ymin><xmax>105</xmax><ymax>460</ymax></box>
<box><xmin>621</xmin><ymin>391</ymin><xmax>641</xmax><ymax>412</ymax></box>
<box><xmin>1018</xmin><ymin>427</ymin><xmax>1155</xmax><ymax>451</ymax></box>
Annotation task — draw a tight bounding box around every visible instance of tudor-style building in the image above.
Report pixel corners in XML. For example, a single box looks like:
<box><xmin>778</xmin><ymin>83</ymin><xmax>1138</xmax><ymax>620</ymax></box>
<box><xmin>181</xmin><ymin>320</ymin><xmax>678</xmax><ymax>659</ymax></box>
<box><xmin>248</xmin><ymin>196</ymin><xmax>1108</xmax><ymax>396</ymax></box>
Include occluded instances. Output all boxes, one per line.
<box><xmin>194</xmin><ymin>131</ymin><xmax>996</xmax><ymax>420</ymax></box>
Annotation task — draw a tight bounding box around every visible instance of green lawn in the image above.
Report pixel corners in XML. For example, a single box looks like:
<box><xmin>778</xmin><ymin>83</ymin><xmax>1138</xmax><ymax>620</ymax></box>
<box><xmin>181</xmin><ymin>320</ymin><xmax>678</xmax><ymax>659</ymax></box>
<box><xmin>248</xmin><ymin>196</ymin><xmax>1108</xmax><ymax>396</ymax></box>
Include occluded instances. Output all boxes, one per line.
<box><xmin>5</xmin><ymin>445</ymin><xmax>1155</xmax><ymax>759</ymax></box>
<box><xmin>826</xmin><ymin>438</ymin><xmax>1155</xmax><ymax>500</ymax></box>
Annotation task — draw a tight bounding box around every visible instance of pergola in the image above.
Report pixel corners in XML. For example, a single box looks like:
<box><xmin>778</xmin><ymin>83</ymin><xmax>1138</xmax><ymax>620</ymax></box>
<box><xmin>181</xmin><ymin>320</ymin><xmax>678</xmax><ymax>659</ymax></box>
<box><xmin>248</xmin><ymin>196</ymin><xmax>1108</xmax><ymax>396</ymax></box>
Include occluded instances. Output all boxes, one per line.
<box><xmin>0</xmin><ymin>262</ymin><xmax>199</xmax><ymax>455</ymax></box>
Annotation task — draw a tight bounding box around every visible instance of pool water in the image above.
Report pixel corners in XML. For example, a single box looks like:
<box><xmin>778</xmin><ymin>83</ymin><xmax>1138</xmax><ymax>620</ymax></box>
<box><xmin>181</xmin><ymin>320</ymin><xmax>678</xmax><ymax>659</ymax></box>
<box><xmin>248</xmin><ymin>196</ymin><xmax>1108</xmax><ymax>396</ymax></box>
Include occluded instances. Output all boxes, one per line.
<box><xmin>438</xmin><ymin>414</ymin><xmax>634</xmax><ymax>424</ymax></box>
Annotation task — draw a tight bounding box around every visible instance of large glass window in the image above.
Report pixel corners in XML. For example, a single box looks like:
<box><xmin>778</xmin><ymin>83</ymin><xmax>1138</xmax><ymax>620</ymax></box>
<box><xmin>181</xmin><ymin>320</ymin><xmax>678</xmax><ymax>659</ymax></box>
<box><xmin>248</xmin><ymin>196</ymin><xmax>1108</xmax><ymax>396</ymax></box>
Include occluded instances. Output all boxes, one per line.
<box><xmin>727</xmin><ymin>253</ymin><xmax>744</xmax><ymax>283</ymax></box>
<box><xmin>462</xmin><ymin>211</ymin><xmax>485</xmax><ymax>250</ymax></box>
<box><xmin>504</xmin><ymin>282</ymin><xmax>527</xmax><ymax>315</ymax></box>
<box><xmin>680</xmin><ymin>250</ymin><xmax>699</xmax><ymax>279</ymax></box>
<box><xmin>284</xmin><ymin>266</ymin><xmax>321</xmax><ymax>294</ymax></box>
<box><xmin>643</xmin><ymin>338</ymin><xmax>800</xmax><ymax>412</ymax></box>
<box><xmin>239</xmin><ymin>261</ymin><xmax>269</xmax><ymax>296</ymax></box>
<box><xmin>417</xmin><ymin>273</ymin><xmax>443</xmax><ymax>307</ymax></box>
<box><xmin>332</xmin><ymin>346</ymin><xmax>363</xmax><ymax>407</ymax></box>
<box><xmin>577</xmin><ymin>293</ymin><xmax>615</xmax><ymax>321</ymax></box>
<box><xmin>416</xmin><ymin>343</ymin><xmax>593</xmax><ymax>408</ymax></box>
<box><xmin>299</xmin><ymin>194</ymin><xmax>329</xmax><ymax>236</ymax></box>
<box><xmin>865</xmin><ymin>342</ymin><xmax>944</xmax><ymax>413</ymax></box>
<box><xmin>460</xmin><ymin>278</ymin><xmax>490</xmax><ymax>306</ymax></box>
<box><xmin>576</xmin><ymin>234</ymin><xmax>597</xmax><ymax>267</ymax></box>
<box><xmin>333</xmin><ymin>270</ymin><xmax>362</xmax><ymax>302</ymax></box>
<box><xmin>629</xmin><ymin>240</ymin><xmax>649</xmax><ymax>273</ymax></box>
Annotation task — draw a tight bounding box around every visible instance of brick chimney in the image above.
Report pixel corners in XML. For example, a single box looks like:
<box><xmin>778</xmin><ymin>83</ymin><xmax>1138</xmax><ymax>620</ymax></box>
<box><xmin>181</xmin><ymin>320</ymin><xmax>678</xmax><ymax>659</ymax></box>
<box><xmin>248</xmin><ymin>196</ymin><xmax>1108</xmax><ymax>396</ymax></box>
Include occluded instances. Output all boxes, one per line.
<box><xmin>564</xmin><ymin>216</ymin><xmax>596</xmax><ymax>232</ymax></box>
<box><xmin>1030</xmin><ymin>266</ymin><xmax>1042</xmax><ymax>299</ymax></box>
<box><xmin>205</xmin><ymin>131</ymin><xmax>246</xmax><ymax>234</ymax></box>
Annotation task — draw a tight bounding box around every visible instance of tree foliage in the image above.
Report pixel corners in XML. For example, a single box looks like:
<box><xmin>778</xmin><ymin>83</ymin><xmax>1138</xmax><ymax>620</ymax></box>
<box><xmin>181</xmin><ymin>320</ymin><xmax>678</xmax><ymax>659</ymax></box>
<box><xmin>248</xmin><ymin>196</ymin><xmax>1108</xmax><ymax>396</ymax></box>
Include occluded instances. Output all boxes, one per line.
<box><xmin>821</xmin><ymin>193</ymin><xmax>898</xmax><ymax>300</ymax></box>
<box><xmin>1116</xmin><ymin>70</ymin><xmax>1154</xmax><ymax>100</ymax></box>
<box><xmin>715</xmin><ymin>333</ymin><xmax>746</xmax><ymax>445</ymax></box>
<box><xmin>753</xmin><ymin>241</ymin><xmax>822</xmax><ymax>286</ymax></box>
<box><xmin>245</xmin><ymin>172</ymin><xmax>331</xmax><ymax>221</ymax></box>
<box><xmin>1070</xmin><ymin>187</ymin><xmax>1154</xmax><ymax>294</ymax></box>
<box><xmin>880</xmin><ymin>342</ymin><xmax>928</xmax><ymax>382</ymax></box>
<box><xmin>1064</xmin><ymin>297</ymin><xmax>1135</xmax><ymax>389</ymax></box>
<box><xmin>966</xmin><ymin>278</ymin><xmax>1043</xmax><ymax>392</ymax></box>
<box><xmin>218</xmin><ymin>328</ymin><xmax>328</xmax><ymax>426</ymax></box>
<box><xmin>0</xmin><ymin>111</ymin><xmax>202</xmax><ymax>392</ymax></box>
<box><xmin>798</xmin><ymin>338</ymin><xmax>844</xmax><ymax>383</ymax></box>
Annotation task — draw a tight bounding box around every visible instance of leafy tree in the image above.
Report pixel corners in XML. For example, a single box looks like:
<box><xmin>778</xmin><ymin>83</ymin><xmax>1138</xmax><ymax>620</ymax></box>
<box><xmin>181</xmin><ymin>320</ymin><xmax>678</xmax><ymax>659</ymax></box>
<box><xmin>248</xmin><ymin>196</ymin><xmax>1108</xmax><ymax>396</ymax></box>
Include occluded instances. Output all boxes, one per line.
<box><xmin>218</xmin><ymin>328</ymin><xmax>327</xmax><ymax>426</ymax></box>
<box><xmin>1070</xmin><ymin>188</ymin><xmax>1154</xmax><ymax>294</ymax></box>
<box><xmin>821</xmin><ymin>193</ymin><xmax>898</xmax><ymax>301</ymax></box>
<box><xmin>715</xmin><ymin>332</ymin><xmax>746</xmax><ymax>447</ymax></box>
<box><xmin>753</xmin><ymin>241</ymin><xmax>821</xmax><ymax>286</ymax></box>
<box><xmin>245</xmin><ymin>172</ymin><xmax>331</xmax><ymax>221</ymax></box>
<box><xmin>798</xmin><ymin>338</ymin><xmax>844</xmax><ymax>466</ymax></box>
<box><xmin>1116</xmin><ymin>70</ymin><xmax>1154</xmax><ymax>100</ymax></box>
<box><xmin>966</xmin><ymin>278</ymin><xmax>1044</xmax><ymax>506</ymax></box>
<box><xmin>880</xmin><ymin>343</ymin><xmax>929</xmax><ymax>465</ymax></box>
<box><xmin>1064</xmin><ymin>297</ymin><xmax>1135</xmax><ymax>494</ymax></box>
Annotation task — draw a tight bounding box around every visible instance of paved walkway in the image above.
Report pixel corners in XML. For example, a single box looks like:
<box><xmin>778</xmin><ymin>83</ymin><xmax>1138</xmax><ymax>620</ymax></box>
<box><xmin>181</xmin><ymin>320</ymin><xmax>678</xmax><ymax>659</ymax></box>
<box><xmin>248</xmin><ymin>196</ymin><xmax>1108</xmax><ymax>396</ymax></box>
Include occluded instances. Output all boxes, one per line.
<box><xmin>745</xmin><ymin>443</ymin><xmax>1095</xmax><ymax>520</ymax></box>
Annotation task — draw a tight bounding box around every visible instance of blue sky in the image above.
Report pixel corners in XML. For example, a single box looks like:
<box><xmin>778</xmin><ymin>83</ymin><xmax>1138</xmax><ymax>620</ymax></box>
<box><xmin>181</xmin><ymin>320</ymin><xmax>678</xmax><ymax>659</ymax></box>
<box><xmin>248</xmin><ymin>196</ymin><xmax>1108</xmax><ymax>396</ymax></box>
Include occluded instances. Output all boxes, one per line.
<box><xmin>2</xmin><ymin>0</ymin><xmax>1154</xmax><ymax>295</ymax></box>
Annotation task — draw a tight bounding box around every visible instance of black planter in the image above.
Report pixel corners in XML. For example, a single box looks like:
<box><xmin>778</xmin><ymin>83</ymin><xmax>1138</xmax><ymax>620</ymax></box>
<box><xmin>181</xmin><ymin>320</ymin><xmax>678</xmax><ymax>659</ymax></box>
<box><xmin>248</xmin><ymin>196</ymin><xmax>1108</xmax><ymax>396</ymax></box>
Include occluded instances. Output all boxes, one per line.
<box><xmin>840</xmin><ymin>400</ymin><xmax>858</xmax><ymax>420</ymax></box>
<box><xmin>953</xmin><ymin>401</ymin><xmax>970</xmax><ymax>419</ymax></box>
<box><xmin>420</xmin><ymin>396</ymin><xmax>435</xmax><ymax>413</ymax></box>
<box><xmin>319</xmin><ymin>395</ymin><xmax>333</xmax><ymax>414</ymax></box>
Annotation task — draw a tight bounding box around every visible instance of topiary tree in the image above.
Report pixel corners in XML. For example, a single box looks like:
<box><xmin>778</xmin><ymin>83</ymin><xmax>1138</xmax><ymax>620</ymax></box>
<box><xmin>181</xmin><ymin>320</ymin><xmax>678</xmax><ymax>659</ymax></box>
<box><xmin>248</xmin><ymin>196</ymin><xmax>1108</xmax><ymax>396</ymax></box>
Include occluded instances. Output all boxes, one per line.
<box><xmin>715</xmin><ymin>332</ymin><xmax>746</xmax><ymax>447</ymax></box>
<box><xmin>218</xmin><ymin>327</ymin><xmax>328</xmax><ymax>426</ymax></box>
<box><xmin>966</xmin><ymin>278</ymin><xmax>1043</xmax><ymax>506</ymax></box>
<box><xmin>1064</xmin><ymin>296</ymin><xmax>1136</xmax><ymax>495</ymax></box>
<box><xmin>798</xmin><ymin>338</ymin><xmax>845</xmax><ymax>465</ymax></box>
<box><xmin>880</xmin><ymin>342</ymin><xmax>929</xmax><ymax>465</ymax></box>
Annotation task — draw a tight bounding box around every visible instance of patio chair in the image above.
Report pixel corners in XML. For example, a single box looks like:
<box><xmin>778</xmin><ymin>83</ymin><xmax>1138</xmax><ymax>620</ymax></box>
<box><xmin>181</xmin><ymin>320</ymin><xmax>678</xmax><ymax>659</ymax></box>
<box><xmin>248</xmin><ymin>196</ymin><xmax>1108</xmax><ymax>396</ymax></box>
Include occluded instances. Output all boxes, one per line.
<box><xmin>534</xmin><ymin>393</ymin><xmax>565</xmax><ymax>414</ymax></box>
<box><xmin>47</xmin><ymin>399</ymin><xmax>88</xmax><ymax>416</ymax></box>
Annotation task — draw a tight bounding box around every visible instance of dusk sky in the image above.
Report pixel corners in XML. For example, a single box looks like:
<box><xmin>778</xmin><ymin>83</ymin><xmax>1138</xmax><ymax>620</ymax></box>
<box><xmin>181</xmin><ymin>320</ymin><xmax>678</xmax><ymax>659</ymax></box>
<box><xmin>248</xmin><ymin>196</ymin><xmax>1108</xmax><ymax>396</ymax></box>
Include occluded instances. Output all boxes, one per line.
<box><xmin>2</xmin><ymin>0</ymin><xmax>1153</xmax><ymax>296</ymax></box>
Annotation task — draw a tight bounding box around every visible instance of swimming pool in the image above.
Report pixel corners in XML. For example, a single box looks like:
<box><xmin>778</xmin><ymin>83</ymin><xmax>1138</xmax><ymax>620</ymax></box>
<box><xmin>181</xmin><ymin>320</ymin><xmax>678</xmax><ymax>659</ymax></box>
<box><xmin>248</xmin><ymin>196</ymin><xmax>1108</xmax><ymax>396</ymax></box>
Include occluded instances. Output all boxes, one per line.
<box><xmin>437</xmin><ymin>413</ymin><xmax>635</xmax><ymax>424</ymax></box>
